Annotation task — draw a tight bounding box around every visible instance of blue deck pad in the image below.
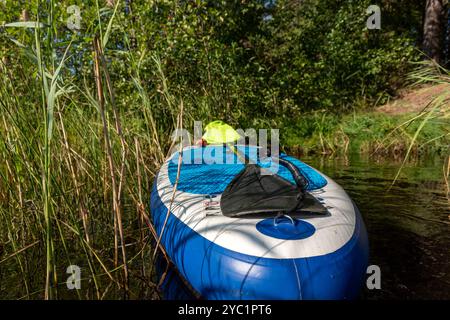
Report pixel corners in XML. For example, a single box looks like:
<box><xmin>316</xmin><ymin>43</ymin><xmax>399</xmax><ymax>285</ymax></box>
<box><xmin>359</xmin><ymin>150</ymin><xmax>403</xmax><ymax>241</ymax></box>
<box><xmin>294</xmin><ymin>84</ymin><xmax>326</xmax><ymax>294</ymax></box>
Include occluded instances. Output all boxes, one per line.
<box><xmin>168</xmin><ymin>145</ymin><xmax>327</xmax><ymax>195</ymax></box>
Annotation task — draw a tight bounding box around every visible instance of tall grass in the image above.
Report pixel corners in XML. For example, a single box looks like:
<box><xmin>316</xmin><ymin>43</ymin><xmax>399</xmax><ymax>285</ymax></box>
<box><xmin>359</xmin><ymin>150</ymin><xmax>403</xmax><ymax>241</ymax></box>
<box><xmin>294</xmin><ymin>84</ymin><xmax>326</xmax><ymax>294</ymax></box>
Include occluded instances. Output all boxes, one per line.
<box><xmin>0</xmin><ymin>1</ymin><xmax>184</xmax><ymax>299</ymax></box>
<box><xmin>389</xmin><ymin>60</ymin><xmax>449</xmax><ymax>186</ymax></box>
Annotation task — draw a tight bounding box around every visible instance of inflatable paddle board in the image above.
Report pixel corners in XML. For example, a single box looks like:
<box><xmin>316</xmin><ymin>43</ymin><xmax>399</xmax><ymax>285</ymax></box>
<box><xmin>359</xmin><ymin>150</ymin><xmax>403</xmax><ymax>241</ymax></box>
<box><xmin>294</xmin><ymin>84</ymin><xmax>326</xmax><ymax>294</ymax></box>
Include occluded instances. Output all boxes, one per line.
<box><xmin>150</xmin><ymin>145</ymin><xmax>369</xmax><ymax>299</ymax></box>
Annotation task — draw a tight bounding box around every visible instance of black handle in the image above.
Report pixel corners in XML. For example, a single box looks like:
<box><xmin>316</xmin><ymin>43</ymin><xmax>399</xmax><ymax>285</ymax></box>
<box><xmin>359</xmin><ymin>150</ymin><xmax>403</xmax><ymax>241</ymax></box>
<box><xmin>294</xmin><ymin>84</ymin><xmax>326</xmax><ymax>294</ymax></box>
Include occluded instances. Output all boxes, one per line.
<box><xmin>232</xmin><ymin>144</ymin><xmax>309</xmax><ymax>192</ymax></box>
<box><xmin>276</xmin><ymin>157</ymin><xmax>309</xmax><ymax>192</ymax></box>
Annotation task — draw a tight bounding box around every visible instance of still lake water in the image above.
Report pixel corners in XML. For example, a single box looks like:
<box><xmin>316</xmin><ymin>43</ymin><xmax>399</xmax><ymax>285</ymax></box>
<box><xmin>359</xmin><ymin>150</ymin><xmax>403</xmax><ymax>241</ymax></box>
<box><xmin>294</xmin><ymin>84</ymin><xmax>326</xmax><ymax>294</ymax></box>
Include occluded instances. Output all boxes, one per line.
<box><xmin>303</xmin><ymin>153</ymin><xmax>450</xmax><ymax>300</ymax></box>
<box><xmin>159</xmin><ymin>153</ymin><xmax>450</xmax><ymax>300</ymax></box>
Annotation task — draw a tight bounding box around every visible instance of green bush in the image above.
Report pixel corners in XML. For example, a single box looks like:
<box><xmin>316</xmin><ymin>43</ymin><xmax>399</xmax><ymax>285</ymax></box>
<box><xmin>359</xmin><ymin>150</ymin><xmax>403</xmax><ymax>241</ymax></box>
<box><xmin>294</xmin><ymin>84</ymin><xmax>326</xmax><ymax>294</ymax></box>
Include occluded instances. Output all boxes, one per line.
<box><xmin>253</xmin><ymin>0</ymin><xmax>421</xmax><ymax>114</ymax></box>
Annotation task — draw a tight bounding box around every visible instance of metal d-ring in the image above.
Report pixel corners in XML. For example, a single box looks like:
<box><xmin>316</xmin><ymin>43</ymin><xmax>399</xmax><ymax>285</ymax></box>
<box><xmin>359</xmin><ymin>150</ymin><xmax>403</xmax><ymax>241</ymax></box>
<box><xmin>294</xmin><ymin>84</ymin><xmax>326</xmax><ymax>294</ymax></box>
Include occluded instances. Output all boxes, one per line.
<box><xmin>273</xmin><ymin>213</ymin><xmax>295</xmax><ymax>226</ymax></box>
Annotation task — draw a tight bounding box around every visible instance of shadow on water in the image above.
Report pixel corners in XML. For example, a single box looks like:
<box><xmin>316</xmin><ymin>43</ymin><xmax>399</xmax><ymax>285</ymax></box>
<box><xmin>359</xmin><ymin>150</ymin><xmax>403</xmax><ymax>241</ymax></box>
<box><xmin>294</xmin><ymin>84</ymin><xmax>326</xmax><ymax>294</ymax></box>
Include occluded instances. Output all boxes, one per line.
<box><xmin>157</xmin><ymin>153</ymin><xmax>450</xmax><ymax>300</ymax></box>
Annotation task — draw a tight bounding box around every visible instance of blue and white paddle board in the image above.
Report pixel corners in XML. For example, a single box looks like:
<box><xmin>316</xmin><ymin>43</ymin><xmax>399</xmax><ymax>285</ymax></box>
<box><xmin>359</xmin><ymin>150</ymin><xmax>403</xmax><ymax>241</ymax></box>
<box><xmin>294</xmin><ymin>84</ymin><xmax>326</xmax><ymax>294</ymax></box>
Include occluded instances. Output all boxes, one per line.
<box><xmin>150</xmin><ymin>145</ymin><xmax>369</xmax><ymax>299</ymax></box>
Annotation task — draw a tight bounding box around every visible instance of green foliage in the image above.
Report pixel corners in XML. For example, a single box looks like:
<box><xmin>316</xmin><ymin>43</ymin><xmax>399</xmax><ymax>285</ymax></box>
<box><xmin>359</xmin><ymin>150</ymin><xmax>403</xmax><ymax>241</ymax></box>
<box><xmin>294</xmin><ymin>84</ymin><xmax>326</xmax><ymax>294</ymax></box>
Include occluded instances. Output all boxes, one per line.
<box><xmin>282</xmin><ymin>111</ymin><xmax>449</xmax><ymax>156</ymax></box>
<box><xmin>0</xmin><ymin>0</ymin><xmax>424</xmax><ymax>123</ymax></box>
<box><xmin>254</xmin><ymin>0</ymin><xmax>421</xmax><ymax>113</ymax></box>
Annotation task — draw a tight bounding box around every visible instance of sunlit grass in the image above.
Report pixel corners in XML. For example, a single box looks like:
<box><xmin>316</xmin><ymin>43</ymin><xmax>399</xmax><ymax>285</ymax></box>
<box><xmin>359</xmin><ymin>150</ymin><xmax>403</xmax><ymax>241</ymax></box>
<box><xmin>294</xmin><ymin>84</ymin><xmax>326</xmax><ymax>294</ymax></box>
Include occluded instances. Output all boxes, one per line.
<box><xmin>389</xmin><ymin>60</ymin><xmax>449</xmax><ymax>186</ymax></box>
<box><xmin>0</xmin><ymin>1</ymin><xmax>172</xmax><ymax>299</ymax></box>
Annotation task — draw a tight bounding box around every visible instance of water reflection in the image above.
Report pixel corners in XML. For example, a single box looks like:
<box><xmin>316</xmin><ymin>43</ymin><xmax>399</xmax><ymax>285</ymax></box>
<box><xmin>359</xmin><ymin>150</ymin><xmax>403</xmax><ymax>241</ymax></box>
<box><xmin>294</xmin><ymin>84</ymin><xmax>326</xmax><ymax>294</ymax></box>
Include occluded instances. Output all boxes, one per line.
<box><xmin>302</xmin><ymin>153</ymin><xmax>450</xmax><ymax>300</ymax></box>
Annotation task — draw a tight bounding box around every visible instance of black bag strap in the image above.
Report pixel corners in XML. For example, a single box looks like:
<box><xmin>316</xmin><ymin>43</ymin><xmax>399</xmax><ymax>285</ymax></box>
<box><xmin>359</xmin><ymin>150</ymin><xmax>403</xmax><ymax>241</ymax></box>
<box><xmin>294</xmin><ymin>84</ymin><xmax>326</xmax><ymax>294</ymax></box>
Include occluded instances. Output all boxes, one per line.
<box><xmin>276</xmin><ymin>157</ymin><xmax>309</xmax><ymax>193</ymax></box>
<box><xmin>229</xmin><ymin>144</ymin><xmax>309</xmax><ymax>193</ymax></box>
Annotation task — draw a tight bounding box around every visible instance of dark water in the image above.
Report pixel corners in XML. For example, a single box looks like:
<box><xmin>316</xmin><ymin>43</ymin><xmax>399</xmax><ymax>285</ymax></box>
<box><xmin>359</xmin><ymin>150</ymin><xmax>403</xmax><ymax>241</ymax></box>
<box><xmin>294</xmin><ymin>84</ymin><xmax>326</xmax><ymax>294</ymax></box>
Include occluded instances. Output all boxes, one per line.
<box><xmin>302</xmin><ymin>153</ymin><xmax>450</xmax><ymax>300</ymax></box>
<box><xmin>158</xmin><ymin>153</ymin><xmax>450</xmax><ymax>300</ymax></box>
